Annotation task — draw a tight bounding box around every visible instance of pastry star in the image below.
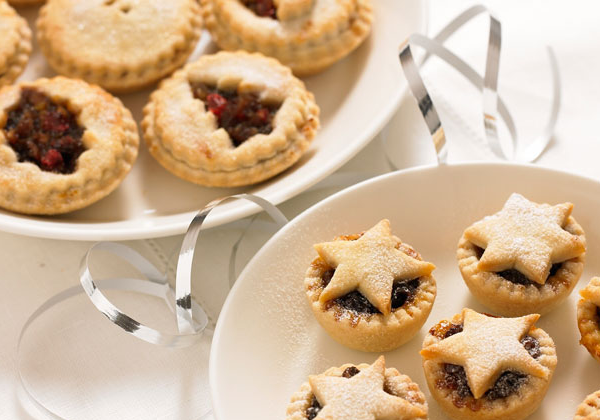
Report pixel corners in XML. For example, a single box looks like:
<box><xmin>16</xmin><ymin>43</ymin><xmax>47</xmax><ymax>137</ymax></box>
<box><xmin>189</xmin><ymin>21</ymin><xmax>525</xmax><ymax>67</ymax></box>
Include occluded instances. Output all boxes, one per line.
<box><xmin>580</xmin><ymin>277</ymin><xmax>600</xmax><ymax>307</ymax></box>
<box><xmin>420</xmin><ymin>309</ymin><xmax>549</xmax><ymax>399</ymax></box>
<box><xmin>309</xmin><ymin>356</ymin><xmax>425</xmax><ymax>420</ymax></box>
<box><xmin>464</xmin><ymin>193</ymin><xmax>585</xmax><ymax>285</ymax></box>
<box><xmin>314</xmin><ymin>219</ymin><xmax>435</xmax><ymax>315</ymax></box>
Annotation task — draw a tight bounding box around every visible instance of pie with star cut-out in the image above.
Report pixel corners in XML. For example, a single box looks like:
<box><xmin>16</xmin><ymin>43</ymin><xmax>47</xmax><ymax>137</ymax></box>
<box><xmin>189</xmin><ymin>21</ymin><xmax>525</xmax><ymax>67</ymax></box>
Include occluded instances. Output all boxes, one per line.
<box><xmin>286</xmin><ymin>356</ymin><xmax>428</xmax><ymax>420</ymax></box>
<box><xmin>142</xmin><ymin>50</ymin><xmax>319</xmax><ymax>187</ymax></box>
<box><xmin>577</xmin><ymin>277</ymin><xmax>600</xmax><ymax>363</ymax></box>
<box><xmin>0</xmin><ymin>77</ymin><xmax>139</xmax><ymax>215</ymax></box>
<box><xmin>421</xmin><ymin>308</ymin><xmax>557</xmax><ymax>420</ymax></box>
<box><xmin>201</xmin><ymin>0</ymin><xmax>373</xmax><ymax>76</ymax></box>
<box><xmin>0</xmin><ymin>1</ymin><xmax>31</xmax><ymax>88</ymax></box>
<box><xmin>457</xmin><ymin>193</ymin><xmax>586</xmax><ymax>316</ymax></box>
<box><xmin>304</xmin><ymin>219</ymin><xmax>436</xmax><ymax>352</ymax></box>
<box><xmin>575</xmin><ymin>390</ymin><xmax>600</xmax><ymax>420</ymax></box>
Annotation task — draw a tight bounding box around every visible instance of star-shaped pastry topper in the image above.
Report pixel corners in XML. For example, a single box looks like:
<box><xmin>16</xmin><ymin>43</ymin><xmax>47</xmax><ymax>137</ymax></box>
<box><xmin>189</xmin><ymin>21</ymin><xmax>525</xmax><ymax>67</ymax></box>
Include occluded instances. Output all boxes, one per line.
<box><xmin>464</xmin><ymin>193</ymin><xmax>585</xmax><ymax>285</ymax></box>
<box><xmin>420</xmin><ymin>309</ymin><xmax>549</xmax><ymax>399</ymax></box>
<box><xmin>580</xmin><ymin>277</ymin><xmax>600</xmax><ymax>307</ymax></box>
<box><xmin>309</xmin><ymin>356</ymin><xmax>425</xmax><ymax>420</ymax></box>
<box><xmin>314</xmin><ymin>219</ymin><xmax>435</xmax><ymax>315</ymax></box>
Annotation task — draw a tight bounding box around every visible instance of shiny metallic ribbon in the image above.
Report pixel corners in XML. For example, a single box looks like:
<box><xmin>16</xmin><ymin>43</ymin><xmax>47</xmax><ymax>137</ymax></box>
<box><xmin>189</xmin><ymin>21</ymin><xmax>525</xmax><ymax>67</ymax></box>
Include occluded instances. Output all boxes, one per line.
<box><xmin>16</xmin><ymin>4</ymin><xmax>562</xmax><ymax>418</ymax></box>
<box><xmin>399</xmin><ymin>5</ymin><xmax>560</xmax><ymax>164</ymax></box>
<box><xmin>17</xmin><ymin>193</ymin><xmax>288</xmax><ymax>419</ymax></box>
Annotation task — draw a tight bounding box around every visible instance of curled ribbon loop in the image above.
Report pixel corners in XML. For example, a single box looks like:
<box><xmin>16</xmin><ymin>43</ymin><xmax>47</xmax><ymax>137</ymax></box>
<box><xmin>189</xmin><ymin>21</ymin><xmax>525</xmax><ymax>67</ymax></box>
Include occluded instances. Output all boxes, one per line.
<box><xmin>18</xmin><ymin>193</ymin><xmax>288</xmax><ymax>419</ymax></box>
<box><xmin>399</xmin><ymin>5</ymin><xmax>560</xmax><ymax>163</ymax></box>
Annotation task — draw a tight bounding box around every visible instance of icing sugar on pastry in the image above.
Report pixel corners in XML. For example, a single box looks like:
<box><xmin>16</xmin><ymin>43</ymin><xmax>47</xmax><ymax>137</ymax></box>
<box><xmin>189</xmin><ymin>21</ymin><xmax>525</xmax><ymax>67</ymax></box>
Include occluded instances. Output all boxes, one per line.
<box><xmin>464</xmin><ymin>193</ymin><xmax>585</xmax><ymax>285</ymax></box>
<box><xmin>314</xmin><ymin>219</ymin><xmax>435</xmax><ymax>315</ymax></box>
<box><xmin>421</xmin><ymin>308</ymin><xmax>548</xmax><ymax>399</ymax></box>
<box><xmin>308</xmin><ymin>356</ymin><xmax>426</xmax><ymax>420</ymax></box>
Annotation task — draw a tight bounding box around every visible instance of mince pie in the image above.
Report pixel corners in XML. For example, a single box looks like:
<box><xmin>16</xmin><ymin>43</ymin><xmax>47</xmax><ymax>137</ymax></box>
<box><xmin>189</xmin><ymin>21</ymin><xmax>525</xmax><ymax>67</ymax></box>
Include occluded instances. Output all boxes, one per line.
<box><xmin>577</xmin><ymin>277</ymin><xmax>600</xmax><ymax>363</ymax></box>
<box><xmin>457</xmin><ymin>193</ymin><xmax>586</xmax><ymax>316</ymax></box>
<box><xmin>286</xmin><ymin>356</ymin><xmax>427</xmax><ymax>420</ymax></box>
<box><xmin>0</xmin><ymin>2</ymin><xmax>31</xmax><ymax>88</ymax></box>
<box><xmin>305</xmin><ymin>219</ymin><xmax>436</xmax><ymax>352</ymax></box>
<box><xmin>201</xmin><ymin>0</ymin><xmax>373</xmax><ymax>76</ymax></box>
<box><xmin>142</xmin><ymin>51</ymin><xmax>319</xmax><ymax>187</ymax></box>
<box><xmin>36</xmin><ymin>0</ymin><xmax>203</xmax><ymax>93</ymax></box>
<box><xmin>0</xmin><ymin>77</ymin><xmax>139</xmax><ymax>214</ymax></box>
<box><xmin>575</xmin><ymin>390</ymin><xmax>600</xmax><ymax>420</ymax></box>
<box><xmin>421</xmin><ymin>308</ymin><xmax>557</xmax><ymax>420</ymax></box>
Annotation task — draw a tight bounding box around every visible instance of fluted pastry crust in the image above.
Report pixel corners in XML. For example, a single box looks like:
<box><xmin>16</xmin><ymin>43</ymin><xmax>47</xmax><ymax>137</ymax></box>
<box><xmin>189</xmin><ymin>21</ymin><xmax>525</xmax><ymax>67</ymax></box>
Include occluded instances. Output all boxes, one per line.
<box><xmin>577</xmin><ymin>277</ymin><xmax>600</xmax><ymax>363</ymax></box>
<box><xmin>305</xmin><ymin>220</ymin><xmax>436</xmax><ymax>353</ymax></box>
<box><xmin>286</xmin><ymin>357</ymin><xmax>427</xmax><ymax>420</ymax></box>
<box><xmin>422</xmin><ymin>310</ymin><xmax>557</xmax><ymax>420</ymax></box>
<box><xmin>0</xmin><ymin>77</ymin><xmax>139</xmax><ymax>214</ymax></box>
<box><xmin>457</xmin><ymin>194</ymin><xmax>586</xmax><ymax>316</ymax></box>
<box><xmin>36</xmin><ymin>0</ymin><xmax>202</xmax><ymax>92</ymax></box>
<box><xmin>574</xmin><ymin>390</ymin><xmax>600</xmax><ymax>420</ymax></box>
<box><xmin>201</xmin><ymin>0</ymin><xmax>373</xmax><ymax>76</ymax></box>
<box><xmin>142</xmin><ymin>51</ymin><xmax>319</xmax><ymax>187</ymax></box>
<box><xmin>0</xmin><ymin>2</ymin><xmax>31</xmax><ymax>88</ymax></box>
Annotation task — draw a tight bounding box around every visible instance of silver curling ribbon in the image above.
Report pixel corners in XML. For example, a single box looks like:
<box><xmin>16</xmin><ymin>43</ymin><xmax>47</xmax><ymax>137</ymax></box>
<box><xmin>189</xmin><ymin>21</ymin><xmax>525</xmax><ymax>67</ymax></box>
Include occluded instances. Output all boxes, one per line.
<box><xmin>17</xmin><ymin>193</ymin><xmax>288</xmax><ymax>419</ymax></box>
<box><xmin>398</xmin><ymin>5</ymin><xmax>560</xmax><ymax>163</ymax></box>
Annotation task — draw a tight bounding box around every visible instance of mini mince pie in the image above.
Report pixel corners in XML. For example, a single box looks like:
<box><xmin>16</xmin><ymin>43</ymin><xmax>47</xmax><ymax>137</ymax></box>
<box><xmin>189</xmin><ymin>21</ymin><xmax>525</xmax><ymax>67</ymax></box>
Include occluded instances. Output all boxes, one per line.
<box><xmin>286</xmin><ymin>356</ymin><xmax>427</xmax><ymax>420</ymax></box>
<box><xmin>304</xmin><ymin>219</ymin><xmax>436</xmax><ymax>352</ymax></box>
<box><xmin>457</xmin><ymin>193</ymin><xmax>586</xmax><ymax>317</ymax></box>
<box><xmin>577</xmin><ymin>277</ymin><xmax>600</xmax><ymax>363</ymax></box>
<box><xmin>575</xmin><ymin>390</ymin><xmax>600</xmax><ymax>420</ymax></box>
<box><xmin>0</xmin><ymin>77</ymin><xmax>139</xmax><ymax>215</ymax></box>
<box><xmin>201</xmin><ymin>0</ymin><xmax>373</xmax><ymax>76</ymax></box>
<box><xmin>36</xmin><ymin>0</ymin><xmax>203</xmax><ymax>93</ymax></box>
<box><xmin>142</xmin><ymin>51</ymin><xmax>319</xmax><ymax>187</ymax></box>
<box><xmin>0</xmin><ymin>1</ymin><xmax>31</xmax><ymax>88</ymax></box>
<box><xmin>421</xmin><ymin>308</ymin><xmax>557</xmax><ymax>420</ymax></box>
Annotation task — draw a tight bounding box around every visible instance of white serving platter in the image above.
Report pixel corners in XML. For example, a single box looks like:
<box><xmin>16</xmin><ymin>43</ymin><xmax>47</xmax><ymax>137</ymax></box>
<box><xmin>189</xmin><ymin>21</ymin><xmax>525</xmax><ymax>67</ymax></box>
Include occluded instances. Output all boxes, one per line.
<box><xmin>210</xmin><ymin>163</ymin><xmax>600</xmax><ymax>420</ymax></box>
<box><xmin>0</xmin><ymin>0</ymin><xmax>427</xmax><ymax>240</ymax></box>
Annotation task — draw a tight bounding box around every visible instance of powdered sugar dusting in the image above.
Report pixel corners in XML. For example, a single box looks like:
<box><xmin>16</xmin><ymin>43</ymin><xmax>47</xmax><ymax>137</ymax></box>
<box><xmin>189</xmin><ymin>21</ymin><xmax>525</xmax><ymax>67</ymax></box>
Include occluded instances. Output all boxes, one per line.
<box><xmin>314</xmin><ymin>220</ymin><xmax>435</xmax><ymax>314</ymax></box>
<box><xmin>421</xmin><ymin>309</ymin><xmax>548</xmax><ymax>399</ymax></box>
<box><xmin>465</xmin><ymin>193</ymin><xmax>585</xmax><ymax>284</ymax></box>
<box><xmin>309</xmin><ymin>356</ymin><xmax>424</xmax><ymax>420</ymax></box>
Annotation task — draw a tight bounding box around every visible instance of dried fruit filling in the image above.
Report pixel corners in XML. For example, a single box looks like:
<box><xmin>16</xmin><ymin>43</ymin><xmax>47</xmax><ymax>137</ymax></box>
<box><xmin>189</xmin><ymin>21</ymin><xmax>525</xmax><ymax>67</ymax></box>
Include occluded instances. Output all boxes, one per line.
<box><xmin>241</xmin><ymin>0</ymin><xmax>277</xmax><ymax>19</ymax></box>
<box><xmin>306</xmin><ymin>367</ymin><xmax>361</xmax><ymax>419</ymax></box>
<box><xmin>191</xmin><ymin>83</ymin><xmax>280</xmax><ymax>146</ymax></box>
<box><xmin>321</xmin><ymin>268</ymin><xmax>421</xmax><ymax>314</ymax></box>
<box><xmin>431</xmin><ymin>321</ymin><xmax>542</xmax><ymax>409</ymax></box>
<box><xmin>2</xmin><ymin>88</ymin><xmax>85</xmax><ymax>174</ymax></box>
<box><xmin>474</xmin><ymin>246</ymin><xmax>562</xmax><ymax>286</ymax></box>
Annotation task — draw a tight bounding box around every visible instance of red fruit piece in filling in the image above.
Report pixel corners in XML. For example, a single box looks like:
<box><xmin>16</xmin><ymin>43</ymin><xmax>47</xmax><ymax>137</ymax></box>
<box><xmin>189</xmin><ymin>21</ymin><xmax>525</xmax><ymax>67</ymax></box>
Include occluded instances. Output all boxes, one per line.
<box><xmin>206</xmin><ymin>93</ymin><xmax>228</xmax><ymax>117</ymax></box>
<box><xmin>2</xmin><ymin>87</ymin><xmax>85</xmax><ymax>174</ymax></box>
<box><xmin>40</xmin><ymin>149</ymin><xmax>64</xmax><ymax>171</ymax></box>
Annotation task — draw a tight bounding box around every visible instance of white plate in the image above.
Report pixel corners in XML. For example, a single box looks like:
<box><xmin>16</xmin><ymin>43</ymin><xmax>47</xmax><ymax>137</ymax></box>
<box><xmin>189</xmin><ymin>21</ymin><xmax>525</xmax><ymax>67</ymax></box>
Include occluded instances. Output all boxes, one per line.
<box><xmin>210</xmin><ymin>163</ymin><xmax>600</xmax><ymax>420</ymax></box>
<box><xmin>0</xmin><ymin>1</ymin><xmax>426</xmax><ymax>241</ymax></box>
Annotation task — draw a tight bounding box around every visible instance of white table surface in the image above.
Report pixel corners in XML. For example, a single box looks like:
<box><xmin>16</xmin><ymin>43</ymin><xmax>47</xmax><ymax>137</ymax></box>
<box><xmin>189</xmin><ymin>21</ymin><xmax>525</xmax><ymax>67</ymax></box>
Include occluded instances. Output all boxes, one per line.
<box><xmin>3</xmin><ymin>1</ymin><xmax>600</xmax><ymax>419</ymax></box>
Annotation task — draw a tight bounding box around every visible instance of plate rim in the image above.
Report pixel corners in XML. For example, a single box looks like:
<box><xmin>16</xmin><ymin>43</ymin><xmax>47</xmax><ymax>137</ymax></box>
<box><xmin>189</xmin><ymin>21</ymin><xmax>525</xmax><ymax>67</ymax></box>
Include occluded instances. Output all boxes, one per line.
<box><xmin>208</xmin><ymin>160</ymin><xmax>600</xmax><ymax>420</ymax></box>
<box><xmin>0</xmin><ymin>0</ymin><xmax>428</xmax><ymax>241</ymax></box>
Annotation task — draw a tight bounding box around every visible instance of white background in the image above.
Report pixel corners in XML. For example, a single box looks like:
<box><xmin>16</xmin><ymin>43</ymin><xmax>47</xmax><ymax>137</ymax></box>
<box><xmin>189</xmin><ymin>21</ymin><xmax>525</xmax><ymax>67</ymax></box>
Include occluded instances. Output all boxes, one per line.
<box><xmin>2</xmin><ymin>1</ymin><xmax>600</xmax><ymax>419</ymax></box>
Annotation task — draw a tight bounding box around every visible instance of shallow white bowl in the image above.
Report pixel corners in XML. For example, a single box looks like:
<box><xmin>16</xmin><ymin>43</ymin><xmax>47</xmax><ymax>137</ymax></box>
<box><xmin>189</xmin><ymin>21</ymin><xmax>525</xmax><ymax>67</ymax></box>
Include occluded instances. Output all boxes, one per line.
<box><xmin>210</xmin><ymin>163</ymin><xmax>600</xmax><ymax>420</ymax></box>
